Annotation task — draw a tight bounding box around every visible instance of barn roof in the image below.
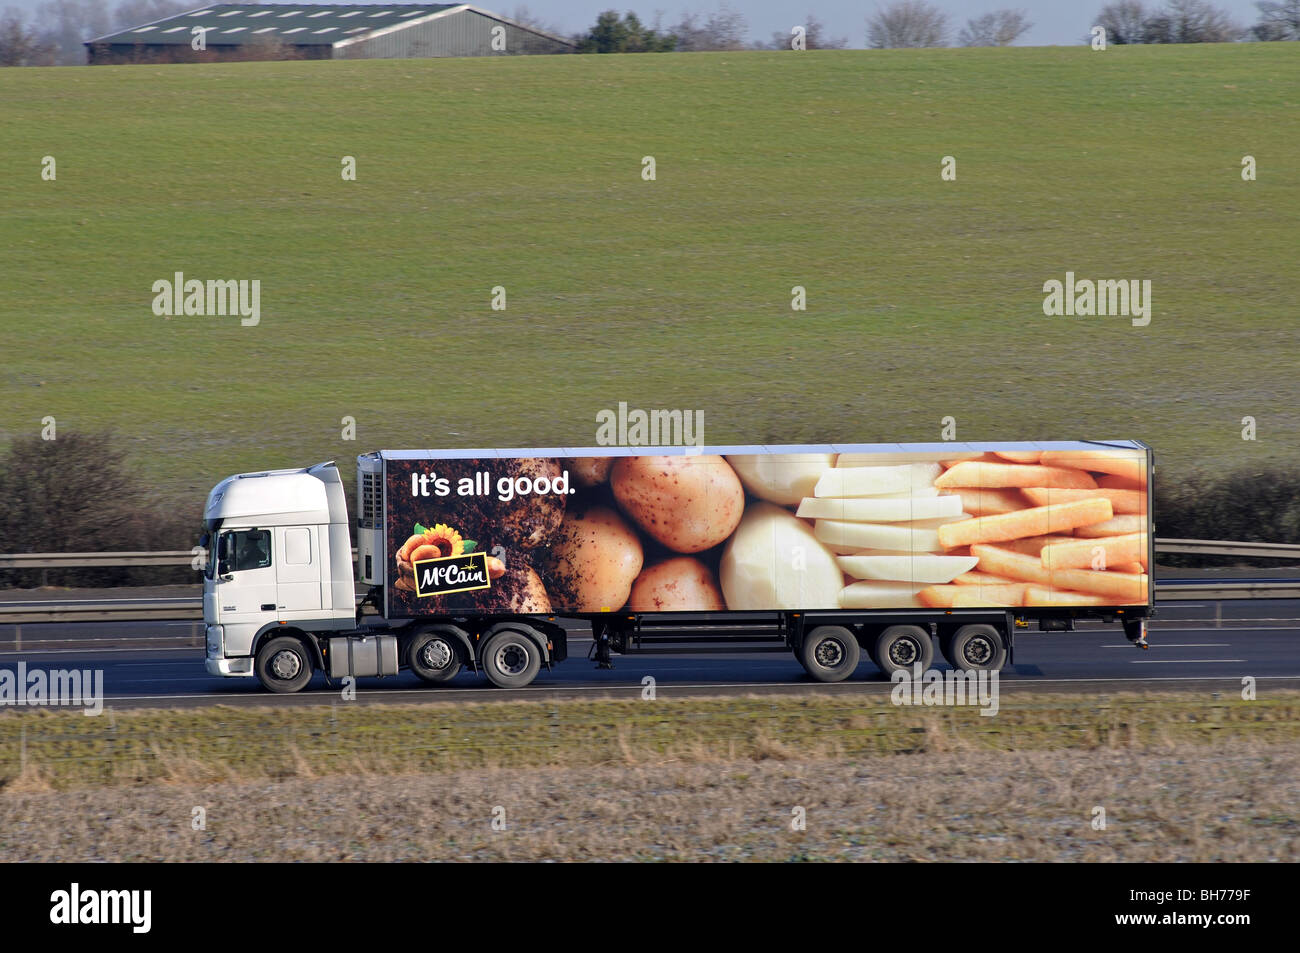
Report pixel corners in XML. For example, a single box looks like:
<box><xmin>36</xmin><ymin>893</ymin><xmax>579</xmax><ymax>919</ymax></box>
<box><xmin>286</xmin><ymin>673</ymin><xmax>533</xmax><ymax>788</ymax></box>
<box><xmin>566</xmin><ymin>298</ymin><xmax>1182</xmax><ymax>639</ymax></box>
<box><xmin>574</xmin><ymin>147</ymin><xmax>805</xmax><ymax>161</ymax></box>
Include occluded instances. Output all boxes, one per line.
<box><xmin>87</xmin><ymin>3</ymin><xmax>568</xmax><ymax>47</ymax></box>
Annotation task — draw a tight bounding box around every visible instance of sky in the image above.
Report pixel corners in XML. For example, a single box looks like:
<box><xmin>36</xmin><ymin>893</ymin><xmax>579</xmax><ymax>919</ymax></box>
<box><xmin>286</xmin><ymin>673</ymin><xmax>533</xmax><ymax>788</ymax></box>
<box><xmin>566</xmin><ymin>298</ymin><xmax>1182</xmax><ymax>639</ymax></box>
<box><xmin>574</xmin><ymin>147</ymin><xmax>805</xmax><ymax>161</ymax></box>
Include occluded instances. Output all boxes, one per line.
<box><xmin>5</xmin><ymin>0</ymin><xmax>1273</xmax><ymax>47</ymax></box>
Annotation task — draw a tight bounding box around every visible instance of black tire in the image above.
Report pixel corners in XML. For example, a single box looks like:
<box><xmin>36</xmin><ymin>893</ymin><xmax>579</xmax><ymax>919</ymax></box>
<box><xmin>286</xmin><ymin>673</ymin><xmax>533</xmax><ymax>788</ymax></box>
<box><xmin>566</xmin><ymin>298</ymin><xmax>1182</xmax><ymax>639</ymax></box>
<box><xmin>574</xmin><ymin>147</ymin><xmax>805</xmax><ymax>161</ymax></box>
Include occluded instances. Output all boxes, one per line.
<box><xmin>948</xmin><ymin>624</ymin><xmax>1008</xmax><ymax>671</ymax></box>
<box><xmin>797</xmin><ymin>626</ymin><xmax>861</xmax><ymax>682</ymax></box>
<box><xmin>938</xmin><ymin>630</ymin><xmax>957</xmax><ymax>668</ymax></box>
<box><xmin>873</xmin><ymin>625</ymin><xmax>934</xmax><ymax>677</ymax></box>
<box><xmin>255</xmin><ymin>635</ymin><xmax>314</xmax><ymax>694</ymax></box>
<box><xmin>408</xmin><ymin>629</ymin><xmax>464</xmax><ymax>684</ymax></box>
<box><xmin>481</xmin><ymin>629</ymin><xmax>542</xmax><ymax>689</ymax></box>
<box><xmin>863</xmin><ymin>626</ymin><xmax>882</xmax><ymax>668</ymax></box>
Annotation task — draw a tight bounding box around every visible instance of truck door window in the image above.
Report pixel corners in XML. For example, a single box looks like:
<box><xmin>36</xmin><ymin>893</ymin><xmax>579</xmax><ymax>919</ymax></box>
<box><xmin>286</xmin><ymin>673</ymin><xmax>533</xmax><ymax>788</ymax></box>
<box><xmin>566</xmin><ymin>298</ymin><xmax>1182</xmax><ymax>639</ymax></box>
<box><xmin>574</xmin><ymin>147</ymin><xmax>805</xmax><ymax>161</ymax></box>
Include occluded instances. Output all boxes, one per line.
<box><xmin>219</xmin><ymin>530</ymin><xmax>272</xmax><ymax>574</ymax></box>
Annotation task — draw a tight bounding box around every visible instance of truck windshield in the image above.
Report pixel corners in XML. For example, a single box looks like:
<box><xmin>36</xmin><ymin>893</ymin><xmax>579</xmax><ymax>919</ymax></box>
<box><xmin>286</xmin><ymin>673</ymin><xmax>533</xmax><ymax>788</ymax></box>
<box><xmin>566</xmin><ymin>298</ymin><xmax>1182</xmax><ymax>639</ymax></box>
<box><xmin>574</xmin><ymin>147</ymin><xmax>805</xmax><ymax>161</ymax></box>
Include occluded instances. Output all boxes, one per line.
<box><xmin>215</xmin><ymin>530</ymin><xmax>273</xmax><ymax>575</ymax></box>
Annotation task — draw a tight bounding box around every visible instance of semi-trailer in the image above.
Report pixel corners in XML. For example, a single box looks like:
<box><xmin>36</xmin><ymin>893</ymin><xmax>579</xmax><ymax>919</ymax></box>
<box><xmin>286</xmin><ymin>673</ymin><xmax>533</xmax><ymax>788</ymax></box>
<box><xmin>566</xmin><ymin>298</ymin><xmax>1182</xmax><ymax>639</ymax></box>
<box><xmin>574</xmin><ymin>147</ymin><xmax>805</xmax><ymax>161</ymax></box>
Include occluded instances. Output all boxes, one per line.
<box><xmin>201</xmin><ymin>442</ymin><xmax>1154</xmax><ymax>693</ymax></box>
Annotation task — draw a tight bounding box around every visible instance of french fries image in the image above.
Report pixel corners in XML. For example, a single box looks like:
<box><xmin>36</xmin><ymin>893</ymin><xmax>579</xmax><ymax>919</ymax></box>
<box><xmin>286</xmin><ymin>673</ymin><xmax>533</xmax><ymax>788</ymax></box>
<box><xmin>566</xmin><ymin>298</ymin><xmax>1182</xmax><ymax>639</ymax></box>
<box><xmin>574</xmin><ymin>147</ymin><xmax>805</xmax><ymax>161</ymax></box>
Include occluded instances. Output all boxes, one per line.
<box><xmin>1021</xmin><ymin>487</ymin><xmax>1146</xmax><ymax>515</ymax></box>
<box><xmin>936</xmin><ymin>498</ymin><xmax>1113</xmax><ymax>549</ymax></box>
<box><xmin>935</xmin><ymin>461</ymin><xmax>1099</xmax><ymax>490</ymax></box>
<box><xmin>918</xmin><ymin>583</ymin><xmax>1029</xmax><ymax>608</ymax></box>
<box><xmin>952</xmin><ymin>570</ymin><xmax>1020</xmax><ymax>585</ymax></box>
<box><xmin>939</xmin><ymin>487</ymin><xmax>1027</xmax><ymax>517</ymax></box>
<box><xmin>1038</xmin><ymin>450</ymin><xmax>1147</xmax><ymax>486</ymax></box>
<box><xmin>1024</xmin><ymin>586</ymin><xmax>1111</xmax><ymax>606</ymax></box>
<box><xmin>994</xmin><ymin>534</ymin><xmax>1077</xmax><ymax>556</ymax></box>
<box><xmin>1039</xmin><ymin>533</ymin><xmax>1149</xmax><ymax>571</ymax></box>
<box><xmin>1073</xmin><ymin>514</ymin><xmax>1146</xmax><ymax>538</ymax></box>
<box><xmin>811</xmin><ymin>446</ymin><xmax>1148</xmax><ymax>609</ymax></box>
<box><xmin>971</xmin><ymin>543</ymin><xmax>1148</xmax><ymax>602</ymax></box>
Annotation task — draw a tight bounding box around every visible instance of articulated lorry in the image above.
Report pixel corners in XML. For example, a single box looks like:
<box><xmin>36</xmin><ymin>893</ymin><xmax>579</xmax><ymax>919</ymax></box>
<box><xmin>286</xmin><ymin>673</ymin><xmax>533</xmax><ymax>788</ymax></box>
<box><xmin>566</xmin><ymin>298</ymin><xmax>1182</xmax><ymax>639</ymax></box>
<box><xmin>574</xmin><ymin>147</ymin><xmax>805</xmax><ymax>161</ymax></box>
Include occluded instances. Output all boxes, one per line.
<box><xmin>202</xmin><ymin>442</ymin><xmax>1154</xmax><ymax>693</ymax></box>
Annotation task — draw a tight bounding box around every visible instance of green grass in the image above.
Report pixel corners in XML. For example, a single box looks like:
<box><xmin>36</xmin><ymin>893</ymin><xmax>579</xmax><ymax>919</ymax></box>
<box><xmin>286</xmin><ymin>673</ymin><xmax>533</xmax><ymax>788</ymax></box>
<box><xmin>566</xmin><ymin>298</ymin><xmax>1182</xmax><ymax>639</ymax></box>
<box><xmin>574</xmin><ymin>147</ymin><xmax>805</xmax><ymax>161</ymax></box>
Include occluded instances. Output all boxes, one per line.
<box><xmin>2</xmin><ymin>692</ymin><xmax>1297</xmax><ymax>791</ymax></box>
<box><xmin>2</xmin><ymin>46</ymin><xmax>1297</xmax><ymax>502</ymax></box>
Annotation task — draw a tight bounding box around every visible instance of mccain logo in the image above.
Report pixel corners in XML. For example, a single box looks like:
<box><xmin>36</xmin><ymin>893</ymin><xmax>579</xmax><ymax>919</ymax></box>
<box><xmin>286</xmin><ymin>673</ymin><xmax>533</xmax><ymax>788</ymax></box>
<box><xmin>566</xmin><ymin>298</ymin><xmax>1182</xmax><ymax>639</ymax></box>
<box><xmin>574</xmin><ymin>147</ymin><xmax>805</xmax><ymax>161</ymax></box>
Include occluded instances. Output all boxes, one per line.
<box><xmin>413</xmin><ymin>550</ymin><xmax>492</xmax><ymax>599</ymax></box>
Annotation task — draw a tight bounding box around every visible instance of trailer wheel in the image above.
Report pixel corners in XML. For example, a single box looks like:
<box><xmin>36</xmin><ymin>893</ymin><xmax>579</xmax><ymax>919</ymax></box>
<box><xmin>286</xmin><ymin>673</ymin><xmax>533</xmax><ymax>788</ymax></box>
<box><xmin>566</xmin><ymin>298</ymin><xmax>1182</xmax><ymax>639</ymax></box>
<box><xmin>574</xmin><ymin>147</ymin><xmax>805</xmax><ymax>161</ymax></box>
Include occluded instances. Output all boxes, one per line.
<box><xmin>797</xmin><ymin>626</ymin><xmax>861</xmax><ymax>682</ymax></box>
<box><xmin>481</xmin><ymin>629</ymin><xmax>541</xmax><ymax>689</ymax></box>
<box><xmin>408</xmin><ymin>630</ymin><xmax>463</xmax><ymax>684</ymax></box>
<box><xmin>873</xmin><ymin>626</ymin><xmax>934</xmax><ymax>677</ymax></box>
<box><xmin>255</xmin><ymin>635</ymin><xmax>314</xmax><ymax>694</ymax></box>
<box><xmin>948</xmin><ymin>624</ymin><xmax>1007</xmax><ymax>671</ymax></box>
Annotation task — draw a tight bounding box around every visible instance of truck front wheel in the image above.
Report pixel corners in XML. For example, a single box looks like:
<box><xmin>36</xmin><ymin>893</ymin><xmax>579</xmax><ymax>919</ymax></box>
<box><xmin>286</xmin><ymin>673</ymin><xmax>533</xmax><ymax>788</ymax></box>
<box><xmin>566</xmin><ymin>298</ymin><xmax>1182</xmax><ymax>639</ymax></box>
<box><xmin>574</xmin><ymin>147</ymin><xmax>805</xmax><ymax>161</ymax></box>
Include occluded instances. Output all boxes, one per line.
<box><xmin>480</xmin><ymin>630</ymin><xmax>541</xmax><ymax>689</ymax></box>
<box><xmin>797</xmin><ymin>626</ymin><xmax>861</xmax><ymax>682</ymax></box>
<box><xmin>408</xmin><ymin>630</ymin><xmax>464</xmax><ymax>684</ymax></box>
<box><xmin>255</xmin><ymin>635</ymin><xmax>314</xmax><ymax>694</ymax></box>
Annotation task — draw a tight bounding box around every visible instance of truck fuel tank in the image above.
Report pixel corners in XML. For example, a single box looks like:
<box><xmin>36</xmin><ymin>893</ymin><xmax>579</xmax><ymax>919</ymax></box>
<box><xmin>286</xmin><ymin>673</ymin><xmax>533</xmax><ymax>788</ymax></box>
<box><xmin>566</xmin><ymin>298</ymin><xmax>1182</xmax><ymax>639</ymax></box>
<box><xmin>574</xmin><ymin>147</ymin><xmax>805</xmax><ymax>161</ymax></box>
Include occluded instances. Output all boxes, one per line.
<box><xmin>327</xmin><ymin>634</ymin><xmax>400</xmax><ymax>679</ymax></box>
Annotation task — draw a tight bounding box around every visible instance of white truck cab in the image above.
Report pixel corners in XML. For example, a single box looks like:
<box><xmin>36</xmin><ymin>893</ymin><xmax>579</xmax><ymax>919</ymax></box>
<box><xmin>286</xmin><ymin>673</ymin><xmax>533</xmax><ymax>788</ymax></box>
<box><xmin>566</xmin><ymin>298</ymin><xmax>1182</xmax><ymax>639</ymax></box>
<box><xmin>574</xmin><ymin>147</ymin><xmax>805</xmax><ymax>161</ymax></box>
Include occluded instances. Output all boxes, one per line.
<box><xmin>202</xmin><ymin>462</ymin><xmax>356</xmax><ymax>681</ymax></box>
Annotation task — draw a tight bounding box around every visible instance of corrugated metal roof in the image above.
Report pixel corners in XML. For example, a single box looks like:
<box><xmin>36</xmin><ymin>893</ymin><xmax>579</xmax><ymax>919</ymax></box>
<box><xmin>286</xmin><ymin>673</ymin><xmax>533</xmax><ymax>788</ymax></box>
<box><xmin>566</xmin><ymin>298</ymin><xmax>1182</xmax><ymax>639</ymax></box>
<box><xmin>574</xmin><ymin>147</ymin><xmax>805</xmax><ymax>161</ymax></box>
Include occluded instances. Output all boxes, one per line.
<box><xmin>89</xmin><ymin>3</ymin><xmax>467</xmax><ymax>46</ymax></box>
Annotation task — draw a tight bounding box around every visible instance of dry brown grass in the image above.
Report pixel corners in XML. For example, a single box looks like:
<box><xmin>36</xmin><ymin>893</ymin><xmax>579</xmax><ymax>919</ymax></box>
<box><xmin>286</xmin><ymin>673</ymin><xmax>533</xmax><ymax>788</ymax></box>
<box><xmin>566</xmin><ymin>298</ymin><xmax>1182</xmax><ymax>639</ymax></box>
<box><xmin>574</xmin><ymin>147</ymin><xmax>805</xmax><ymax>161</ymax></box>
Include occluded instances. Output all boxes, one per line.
<box><xmin>1</xmin><ymin>742</ymin><xmax>1295</xmax><ymax>862</ymax></box>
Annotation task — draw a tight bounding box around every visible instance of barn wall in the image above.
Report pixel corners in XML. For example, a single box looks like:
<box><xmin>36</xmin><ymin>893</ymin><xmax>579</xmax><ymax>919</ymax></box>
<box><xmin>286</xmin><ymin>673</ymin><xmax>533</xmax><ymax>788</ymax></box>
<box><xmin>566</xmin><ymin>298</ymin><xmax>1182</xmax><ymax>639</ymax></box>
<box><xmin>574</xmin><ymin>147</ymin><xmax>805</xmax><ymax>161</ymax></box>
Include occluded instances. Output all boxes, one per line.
<box><xmin>335</xmin><ymin>9</ymin><xmax>571</xmax><ymax>59</ymax></box>
<box><xmin>88</xmin><ymin>42</ymin><xmax>331</xmax><ymax>64</ymax></box>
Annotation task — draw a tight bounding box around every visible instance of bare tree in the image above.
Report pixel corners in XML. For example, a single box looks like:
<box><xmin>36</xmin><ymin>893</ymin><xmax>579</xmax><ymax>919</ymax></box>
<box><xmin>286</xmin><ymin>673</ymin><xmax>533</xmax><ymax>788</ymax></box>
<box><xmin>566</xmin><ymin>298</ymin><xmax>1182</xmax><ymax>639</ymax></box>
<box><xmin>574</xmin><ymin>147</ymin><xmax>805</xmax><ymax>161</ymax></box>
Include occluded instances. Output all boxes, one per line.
<box><xmin>33</xmin><ymin>0</ymin><xmax>186</xmax><ymax>65</ymax></box>
<box><xmin>1140</xmin><ymin>0</ymin><xmax>1242</xmax><ymax>41</ymax></box>
<box><xmin>766</xmin><ymin>13</ymin><xmax>848</xmax><ymax>49</ymax></box>
<box><xmin>0</xmin><ymin>7</ymin><xmax>57</xmax><ymax>64</ymax></box>
<box><xmin>509</xmin><ymin>4</ymin><xmax>562</xmax><ymax>35</ymax></box>
<box><xmin>34</xmin><ymin>0</ymin><xmax>109</xmax><ymax>65</ymax></box>
<box><xmin>1250</xmin><ymin>0</ymin><xmax>1300</xmax><ymax>38</ymax></box>
<box><xmin>671</xmin><ymin>3</ymin><xmax>748</xmax><ymax>50</ymax></box>
<box><xmin>1094</xmin><ymin>0</ymin><xmax>1149</xmax><ymax>43</ymax></box>
<box><xmin>958</xmin><ymin>9</ymin><xmax>1033</xmax><ymax>45</ymax></box>
<box><xmin>867</xmin><ymin>0</ymin><xmax>948</xmax><ymax>48</ymax></box>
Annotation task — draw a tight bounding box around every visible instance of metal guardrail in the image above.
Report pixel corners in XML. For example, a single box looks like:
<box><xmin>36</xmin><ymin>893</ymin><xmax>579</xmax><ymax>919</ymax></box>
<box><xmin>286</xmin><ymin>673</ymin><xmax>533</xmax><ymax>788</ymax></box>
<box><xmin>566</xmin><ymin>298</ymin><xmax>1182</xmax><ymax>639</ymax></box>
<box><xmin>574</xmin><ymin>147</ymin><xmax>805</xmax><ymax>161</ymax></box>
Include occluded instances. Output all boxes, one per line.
<box><xmin>2</xmin><ymin>540</ymin><xmax>1299</xmax><ymax>570</ymax></box>
<box><xmin>0</xmin><ymin>584</ymin><xmax>1298</xmax><ymax>626</ymax></box>
<box><xmin>0</xmin><ymin>542</ymin><xmax>1297</xmax><ymax>624</ymax></box>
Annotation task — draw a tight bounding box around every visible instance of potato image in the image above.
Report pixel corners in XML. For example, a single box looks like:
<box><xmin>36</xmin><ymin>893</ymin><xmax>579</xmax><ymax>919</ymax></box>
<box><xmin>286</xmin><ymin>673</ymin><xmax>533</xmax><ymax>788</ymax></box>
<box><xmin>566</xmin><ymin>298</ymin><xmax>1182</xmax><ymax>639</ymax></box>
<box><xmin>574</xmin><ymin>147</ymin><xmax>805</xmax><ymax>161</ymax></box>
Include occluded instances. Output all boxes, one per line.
<box><xmin>719</xmin><ymin>501</ymin><xmax>843</xmax><ymax>610</ymax></box>
<box><xmin>628</xmin><ymin>557</ymin><xmax>725</xmax><ymax>612</ymax></box>
<box><xmin>571</xmin><ymin>457</ymin><xmax>613</xmax><ymax>488</ymax></box>
<box><xmin>726</xmin><ymin>453</ymin><xmax>835</xmax><ymax>506</ymax></box>
<box><xmin>611</xmin><ymin>455</ymin><xmax>743</xmax><ymax>554</ymax></box>
<box><xmin>544</xmin><ymin>505</ymin><xmax>644</xmax><ymax>612</ymax></box>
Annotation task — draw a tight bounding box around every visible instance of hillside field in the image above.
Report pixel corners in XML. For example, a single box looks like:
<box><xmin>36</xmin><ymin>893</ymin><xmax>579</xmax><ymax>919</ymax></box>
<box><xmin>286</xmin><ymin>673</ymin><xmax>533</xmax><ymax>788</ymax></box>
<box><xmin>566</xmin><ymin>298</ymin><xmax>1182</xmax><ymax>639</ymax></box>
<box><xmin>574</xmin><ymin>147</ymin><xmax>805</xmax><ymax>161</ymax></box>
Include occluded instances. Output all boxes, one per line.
<box><xmin>2</xmin><ymin>45</ymin><xmax>1297</xmax><ymax>507</ymax></box>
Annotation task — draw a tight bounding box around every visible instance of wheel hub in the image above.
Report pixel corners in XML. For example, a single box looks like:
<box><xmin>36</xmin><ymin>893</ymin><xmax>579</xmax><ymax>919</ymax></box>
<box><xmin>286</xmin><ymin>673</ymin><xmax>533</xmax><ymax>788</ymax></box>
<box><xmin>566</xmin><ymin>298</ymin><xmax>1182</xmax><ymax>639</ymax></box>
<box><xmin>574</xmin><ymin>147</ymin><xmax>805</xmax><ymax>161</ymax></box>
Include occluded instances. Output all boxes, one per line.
<box><xmin>270</xmin><ymin>649</ymin><xmax>301</xmax><ymax>680</ymax></box>
<box><xmin>421</xmin><ymin>638</ymin><xmax>453</xmax><ymax>670</ymax></box>
<box><xmin>889</xmin><ymin>639</ymin><xmax>919</xmax><ymax>666</ymax></box>
<box><xmin>814</xmin><ymin>639</ymin><xmax>845</xmax><ymax>667</ymax></box>
<box><xmin>495</xmin><ymin>642</ymin><xmax>528</xmax><ymax>676</ymax></box>
<box><xmin>964</xmin><ymin>637</ymin><xmax>993</xmax><ymax>666</ymax></box>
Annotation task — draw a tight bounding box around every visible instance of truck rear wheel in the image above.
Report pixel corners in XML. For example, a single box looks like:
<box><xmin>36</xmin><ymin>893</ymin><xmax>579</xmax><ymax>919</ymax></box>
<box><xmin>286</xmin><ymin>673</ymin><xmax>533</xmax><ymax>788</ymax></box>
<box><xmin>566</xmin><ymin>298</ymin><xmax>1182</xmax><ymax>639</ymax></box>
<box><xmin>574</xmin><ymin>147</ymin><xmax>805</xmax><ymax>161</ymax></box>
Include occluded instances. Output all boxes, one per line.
<box><xmin>255</xmin><ymin>635</ymin><xmax>314</xmax><ymax>694</ymax></box>
<box><xmin>481</xmin><ymin>629</ymin><xmax>541</xmax><ymax>689</ymax></box>
<box><xmin>797</xmin><ymin>626</ymin><xmax>861</xmax><ymax>682</ymax></box>
<box><xmin>873</xmin><ymin>625</ymin><xmax>934</xmax><ymax>677</ymax></box>
<box><xmin>408</xmin><ymin>630</ymin><xmax>464</xmax><ymax>684</ymax></box>
<box><xmin>947</xmin><ymin>624</ymin><xmax>1007</xmax><ymax>671</ymax></box>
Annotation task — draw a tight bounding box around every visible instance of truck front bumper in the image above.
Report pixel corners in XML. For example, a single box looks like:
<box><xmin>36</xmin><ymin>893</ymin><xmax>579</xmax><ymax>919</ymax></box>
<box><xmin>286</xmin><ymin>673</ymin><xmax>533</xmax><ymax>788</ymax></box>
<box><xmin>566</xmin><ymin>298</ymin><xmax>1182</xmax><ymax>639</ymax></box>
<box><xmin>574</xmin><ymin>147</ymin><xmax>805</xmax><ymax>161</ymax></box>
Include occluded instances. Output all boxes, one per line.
<box><xmin>206</xmin><ymin>657</ymin><xmax>255</xmax><ymax>677</ymax></box>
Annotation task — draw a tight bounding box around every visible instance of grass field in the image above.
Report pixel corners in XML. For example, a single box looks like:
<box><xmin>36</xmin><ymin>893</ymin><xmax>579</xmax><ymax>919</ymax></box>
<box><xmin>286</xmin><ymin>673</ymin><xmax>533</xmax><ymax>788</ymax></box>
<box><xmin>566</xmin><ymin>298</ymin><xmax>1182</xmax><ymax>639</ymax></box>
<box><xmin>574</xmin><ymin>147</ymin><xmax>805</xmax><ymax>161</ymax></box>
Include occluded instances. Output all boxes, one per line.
<box><xmin>2</xmin><ymin>45</ymin><xmax>1298</xmax><ymax>503</ymax></box>
<box><xmin>3</xmin><ymin>693</ymin><xmax>1297</xmax><ymax>860</ymax></box>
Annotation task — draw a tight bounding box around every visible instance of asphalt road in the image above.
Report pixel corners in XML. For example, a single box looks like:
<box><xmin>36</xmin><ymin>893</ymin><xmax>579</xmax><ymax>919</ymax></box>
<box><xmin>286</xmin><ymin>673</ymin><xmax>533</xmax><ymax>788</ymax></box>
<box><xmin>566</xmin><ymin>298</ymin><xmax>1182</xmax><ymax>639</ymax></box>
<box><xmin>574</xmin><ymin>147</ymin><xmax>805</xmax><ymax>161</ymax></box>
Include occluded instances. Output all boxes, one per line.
<box><xmin>0</xmin><ymin>599</ymin><xmax>1296</xmax><ymax>708</ymax></box>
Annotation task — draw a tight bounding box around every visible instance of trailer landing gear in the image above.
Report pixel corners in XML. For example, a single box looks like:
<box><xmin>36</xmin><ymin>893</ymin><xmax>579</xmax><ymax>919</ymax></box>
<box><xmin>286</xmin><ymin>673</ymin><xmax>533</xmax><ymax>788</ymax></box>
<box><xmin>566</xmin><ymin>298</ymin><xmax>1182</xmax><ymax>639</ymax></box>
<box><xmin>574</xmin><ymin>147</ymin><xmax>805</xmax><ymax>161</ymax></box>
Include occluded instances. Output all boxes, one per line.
<box><xmin>590</xmin><ymin>621</ymin><xmax>615</xmax><ymax>670</ymax></box>
<box><xmin>1124</xmin><ymin>618</ymin><xmax>1149</xmax><ymax>650</ymax></box>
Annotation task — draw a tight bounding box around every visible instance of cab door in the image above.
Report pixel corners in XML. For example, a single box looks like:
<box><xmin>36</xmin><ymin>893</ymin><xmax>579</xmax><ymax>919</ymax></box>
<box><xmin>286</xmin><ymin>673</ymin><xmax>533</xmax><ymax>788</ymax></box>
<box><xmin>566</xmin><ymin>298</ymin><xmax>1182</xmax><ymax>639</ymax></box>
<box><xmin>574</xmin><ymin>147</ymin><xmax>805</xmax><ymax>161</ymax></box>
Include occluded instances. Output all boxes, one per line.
<box><xmin>215</xmin><ymin>528</ymin><xmax>278</xmax><ymax>625</ymax></box>
<box><xmin>275</xmin><ymin>525</ymin><xmax>323</xmax><ymax>616</ymax></box>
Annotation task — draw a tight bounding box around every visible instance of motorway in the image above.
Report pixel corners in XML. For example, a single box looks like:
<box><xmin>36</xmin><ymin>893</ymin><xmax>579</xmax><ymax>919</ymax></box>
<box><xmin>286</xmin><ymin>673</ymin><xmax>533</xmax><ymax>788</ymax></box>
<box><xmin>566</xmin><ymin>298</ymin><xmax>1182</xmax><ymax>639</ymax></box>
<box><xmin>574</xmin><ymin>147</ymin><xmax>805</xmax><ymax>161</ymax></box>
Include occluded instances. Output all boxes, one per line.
<box><xmin>0</xmin><ymin>598</ymin><xmax>1297</xmax><ymax>708</ymax></box>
